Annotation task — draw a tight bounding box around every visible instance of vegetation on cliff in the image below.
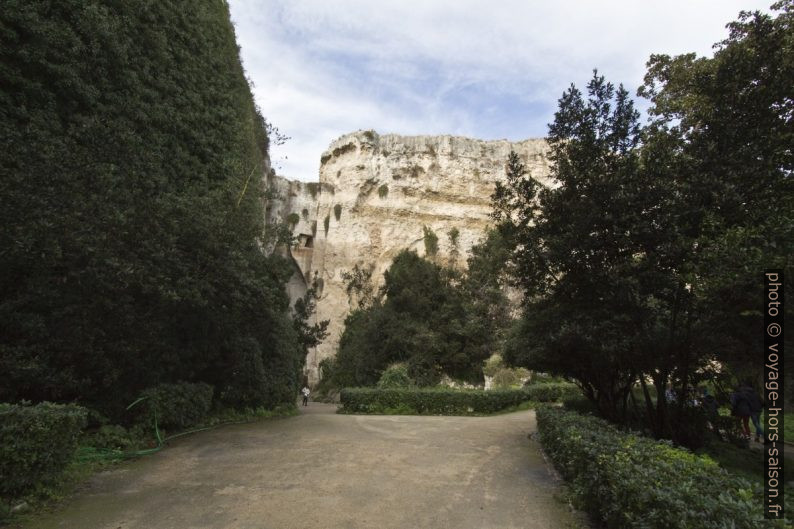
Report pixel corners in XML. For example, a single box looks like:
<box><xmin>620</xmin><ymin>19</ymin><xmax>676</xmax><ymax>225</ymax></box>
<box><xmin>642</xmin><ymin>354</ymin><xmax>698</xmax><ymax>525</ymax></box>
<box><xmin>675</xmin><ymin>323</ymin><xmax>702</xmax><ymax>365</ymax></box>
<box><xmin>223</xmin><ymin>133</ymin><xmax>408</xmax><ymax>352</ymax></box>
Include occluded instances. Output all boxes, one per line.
<box><xmin>0</xmin><ymin>0</ymin><xmax>305</xmax><ymax>418</ymax></box>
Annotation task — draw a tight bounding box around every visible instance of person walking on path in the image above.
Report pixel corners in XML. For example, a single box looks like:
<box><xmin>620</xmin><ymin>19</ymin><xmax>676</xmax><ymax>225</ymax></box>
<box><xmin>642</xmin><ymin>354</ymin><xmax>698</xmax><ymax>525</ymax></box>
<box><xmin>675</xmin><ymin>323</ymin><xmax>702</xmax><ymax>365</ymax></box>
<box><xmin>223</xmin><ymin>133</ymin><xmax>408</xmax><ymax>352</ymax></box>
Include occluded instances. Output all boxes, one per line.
<box><xmin>301</xmin><ymin>386</ymin><xmax>310</xmax><ymax>407</ymax></box>
<box><xmin>741</xmin><ymin>381</ymin><xmax>764</xmax><ymax>443</ymax></box>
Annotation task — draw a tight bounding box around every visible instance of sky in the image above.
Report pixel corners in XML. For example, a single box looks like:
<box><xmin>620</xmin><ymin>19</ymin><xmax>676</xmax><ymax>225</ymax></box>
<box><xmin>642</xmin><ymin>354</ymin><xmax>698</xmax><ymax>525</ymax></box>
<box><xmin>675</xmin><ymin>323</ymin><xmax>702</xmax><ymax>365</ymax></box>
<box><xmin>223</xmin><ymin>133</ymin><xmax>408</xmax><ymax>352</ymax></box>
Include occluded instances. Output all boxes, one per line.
<box><xmin>227</xmin><ymin>0</ymin><xmax>774</xmax><ymax>182</ymax></box>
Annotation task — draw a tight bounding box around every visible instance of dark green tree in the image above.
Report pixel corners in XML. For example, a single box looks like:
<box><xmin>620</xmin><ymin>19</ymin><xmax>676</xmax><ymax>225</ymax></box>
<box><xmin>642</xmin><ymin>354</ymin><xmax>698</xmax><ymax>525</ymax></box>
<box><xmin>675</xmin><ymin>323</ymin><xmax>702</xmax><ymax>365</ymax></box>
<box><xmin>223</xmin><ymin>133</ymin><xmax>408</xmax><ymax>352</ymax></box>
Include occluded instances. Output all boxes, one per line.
<box><xmin>333</xmin><ymin>250</ymin><xmax>496</xmax><ymax>387</ymax></box>
<box><xmin>639</xmin><ymin>0</ymin><xmax>793</xmax><ymax>386</ymax></box>
<box><xmin>500</xmin><ymin>2</ymin><xmax>793</xmax><ymax>445</ymax></box>
<box><xmin>498</xmin><ymin>73</ymin><xmax>647</xmax><ymax>422</ymax></box>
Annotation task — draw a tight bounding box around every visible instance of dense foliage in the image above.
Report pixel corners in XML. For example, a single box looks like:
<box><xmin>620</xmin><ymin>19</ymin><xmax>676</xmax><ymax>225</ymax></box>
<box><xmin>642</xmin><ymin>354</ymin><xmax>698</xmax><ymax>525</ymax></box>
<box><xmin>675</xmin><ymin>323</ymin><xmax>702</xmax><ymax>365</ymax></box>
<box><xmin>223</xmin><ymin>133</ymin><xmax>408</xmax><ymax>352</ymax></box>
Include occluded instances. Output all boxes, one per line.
<box><xmin>0</xmin><ymin>402</ymin><xmax>87</xmax><ymax>499</ymax></box>
<box><xmin>340</xmin><ymin>383</ymin><xmax>577</xmax><ymax>415</ymax></box>
<box><xmin>498</xmin><ymin>2</ymin><xmax>793</xmax><ymax>445</ymax></box>
<box><xmin>331</xmin><ymin>248</ymin><xmax>510</xmax><ymax>387</ymax></box>
<box><xmin>135</xmin><ymin>382</ymin><xmax>214</xmax><ymax>430</ymax></box>
<box><xmin>536</xmin><ymin>407</ymin><xmax>787</xmax><ymax>528</ymax></box>
<box><xmin>376</xmin><ymin>363</ymin><xmax>414</xmax><ymax>389</ymax></box>
<box><xmin>0</xmin><ymin>1</ymin><xmax>304</xmax><ymax>418</ymax></box>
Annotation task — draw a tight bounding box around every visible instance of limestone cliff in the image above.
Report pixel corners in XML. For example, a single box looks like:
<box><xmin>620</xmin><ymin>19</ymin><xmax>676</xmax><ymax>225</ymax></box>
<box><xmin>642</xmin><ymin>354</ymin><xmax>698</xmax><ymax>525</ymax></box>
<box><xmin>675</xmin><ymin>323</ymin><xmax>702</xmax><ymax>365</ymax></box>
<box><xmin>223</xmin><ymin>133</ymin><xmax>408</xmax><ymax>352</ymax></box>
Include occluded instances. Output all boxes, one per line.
<box><xmin>266</xmin><ymin>130</ymin><xmax>552</xmax><ymax>384</ymax></box>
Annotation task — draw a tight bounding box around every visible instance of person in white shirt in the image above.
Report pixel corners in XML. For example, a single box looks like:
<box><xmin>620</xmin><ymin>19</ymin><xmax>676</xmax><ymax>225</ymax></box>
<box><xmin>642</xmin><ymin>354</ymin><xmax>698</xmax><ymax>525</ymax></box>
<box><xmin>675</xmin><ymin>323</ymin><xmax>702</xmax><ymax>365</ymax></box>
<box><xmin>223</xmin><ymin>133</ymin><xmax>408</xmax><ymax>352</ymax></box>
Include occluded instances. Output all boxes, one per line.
<box><xmin>301</xmin><ymin>386</ymin><xmax>310</xmax><ymax>407</ymax></box>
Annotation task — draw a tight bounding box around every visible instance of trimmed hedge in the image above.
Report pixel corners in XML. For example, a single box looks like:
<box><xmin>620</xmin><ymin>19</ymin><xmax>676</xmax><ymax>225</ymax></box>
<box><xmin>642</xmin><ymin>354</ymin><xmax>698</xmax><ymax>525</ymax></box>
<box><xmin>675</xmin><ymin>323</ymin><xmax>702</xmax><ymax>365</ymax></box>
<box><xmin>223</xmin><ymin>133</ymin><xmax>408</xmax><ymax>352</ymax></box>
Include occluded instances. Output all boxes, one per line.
<box><xmin>536</xmin><ymin>406</ymin><xmax>785</xmax><ymax>528</ymax></box>
<box><xmin>340</xmin><ymin>383</ymin><xmax>578</xmax><ymax>415</ymax></box>
<box><xmin>0</xmin><ymin>402</ymin><xmax>87</xmax><ymax>499</ymax></box>
<box><xmin>137</xmin><ymin>382</ymin><xmax>214</xmax><ymax>430</ymax></box>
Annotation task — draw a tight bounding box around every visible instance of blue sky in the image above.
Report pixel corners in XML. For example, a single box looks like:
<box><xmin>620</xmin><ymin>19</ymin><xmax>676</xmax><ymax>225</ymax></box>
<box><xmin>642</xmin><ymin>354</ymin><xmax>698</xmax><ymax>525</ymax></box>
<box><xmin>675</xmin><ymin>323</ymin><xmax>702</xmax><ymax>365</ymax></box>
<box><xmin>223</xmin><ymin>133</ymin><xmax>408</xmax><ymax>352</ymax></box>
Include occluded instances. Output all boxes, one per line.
<box><xmin>228</xmin><ymin>0</ymin><xmax>773</xmax><ymax>181</ymax></box>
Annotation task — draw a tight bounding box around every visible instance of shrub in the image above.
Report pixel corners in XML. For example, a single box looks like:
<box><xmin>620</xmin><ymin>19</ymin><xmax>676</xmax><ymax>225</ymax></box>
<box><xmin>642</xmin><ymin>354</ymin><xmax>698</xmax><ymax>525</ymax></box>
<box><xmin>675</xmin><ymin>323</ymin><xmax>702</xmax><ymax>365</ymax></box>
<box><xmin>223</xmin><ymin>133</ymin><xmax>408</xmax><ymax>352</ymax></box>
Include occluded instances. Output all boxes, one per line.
<box><xmin>286</xmin><ymin>212</ymin><xmax>300</xmax><ymax>226</ymax></box>
<box><xmin>447</xmin><ymin>227</ymin><xmax>460</xmax><ymax>247</ymax></box>
<box><xmin>562</xmin><ymin>394</ymin><xmax>597</xmax><ymax>415</ymax></box>
<box><xmin>526</xmin><ymin>372</ymin><xmax>568</xmax><ymax>385</ymax></box>
<box><xmin>492</xmin><ymin>367</ymin><xmax>520</xmax><ymax>388</ymax></box>
<box><xmin>340</xmin><ymin>383</ymin><xmax>576</xmax><ymax>415</ymax></box>
<box><xmin>377</xmin><ymin>363</ymin><xmax>413</xmax><ymax>389</ymax></box>
<box><xmin>306</xmin><ymin>182</ymin><xmax>319</xmax><ymax>198</ymax></box>
<box><xmin>0</xmin><ymin>402</ymin><xmax>87</xmax><ymax>499</ymax></box>
<box><xmin>523</xmin><ymin>382</ymin><xmax>579</xmax><ymax>402</ymax></box>
<box><xmin>137</xmin><ymin>382</ymin><xmax>214</xmax><ymax>430</ymax></box>
<box><xmin>324</xmin><ymin>215</ymin><xmax>330</xmax><ymax>235</ymax></box>
<box><xmin>333</xmin><ymin>204</ymin><xmax>342</xmax><ymax>221</ymax></box>
<box><xmin>536</xmin><ymin>406</ymin><xmax>781</xmax><ymax>529</ymax></box>
<box><xmin>422</xmin><ymin>226</ymin><xmax>438</xmax><ymax>256</ymax></box>
<box><xmin>378</xmin><ymin>184</ymin><xmax>389</xmax><ymax>198</ymax></box>
<box><xmin>482</xmin><ymin>354</ymin><xmax>503</xmax><ymax>377</ymax></box>
<box><xmin>85</xmin><ymin>424</ymin><xmax>135</xmax><ymax>451</ymax></box>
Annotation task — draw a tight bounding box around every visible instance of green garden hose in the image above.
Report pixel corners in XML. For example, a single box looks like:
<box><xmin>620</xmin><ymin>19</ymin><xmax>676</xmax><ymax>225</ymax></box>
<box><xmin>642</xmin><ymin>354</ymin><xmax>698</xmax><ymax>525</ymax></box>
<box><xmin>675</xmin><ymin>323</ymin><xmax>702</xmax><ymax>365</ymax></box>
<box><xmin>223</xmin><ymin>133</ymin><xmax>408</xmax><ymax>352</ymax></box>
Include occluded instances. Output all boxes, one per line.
<box><xmin>77</xmin><ymin>398</ymin><xmax>257</xmax><ymax>462</ymax></box>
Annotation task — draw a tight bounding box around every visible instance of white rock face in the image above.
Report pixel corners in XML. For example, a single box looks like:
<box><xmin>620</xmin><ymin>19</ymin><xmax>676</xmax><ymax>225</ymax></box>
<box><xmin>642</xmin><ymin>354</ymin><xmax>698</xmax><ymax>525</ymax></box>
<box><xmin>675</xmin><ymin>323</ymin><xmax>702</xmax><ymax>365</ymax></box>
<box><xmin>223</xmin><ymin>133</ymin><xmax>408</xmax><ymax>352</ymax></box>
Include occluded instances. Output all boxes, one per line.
<box><xmin>266</xmin><ymin>130</ymin><xmax>552</xmax><ymax>384</ymax></box>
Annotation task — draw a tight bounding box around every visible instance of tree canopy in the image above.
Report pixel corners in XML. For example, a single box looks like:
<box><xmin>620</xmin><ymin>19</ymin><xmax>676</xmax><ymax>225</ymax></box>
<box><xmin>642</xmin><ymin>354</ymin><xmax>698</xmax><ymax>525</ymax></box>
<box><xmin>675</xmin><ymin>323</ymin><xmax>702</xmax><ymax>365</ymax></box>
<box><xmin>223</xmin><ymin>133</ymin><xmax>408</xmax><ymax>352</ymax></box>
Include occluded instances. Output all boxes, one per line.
<box><xmin>331</xmin><ymin>245</ymin><xmax>511</xmax><ymax>388</ymax></box>
<box><xmin>497</xmin><ymin>1</ymin><xmax>793</xmax><ymax>445</ymax></box>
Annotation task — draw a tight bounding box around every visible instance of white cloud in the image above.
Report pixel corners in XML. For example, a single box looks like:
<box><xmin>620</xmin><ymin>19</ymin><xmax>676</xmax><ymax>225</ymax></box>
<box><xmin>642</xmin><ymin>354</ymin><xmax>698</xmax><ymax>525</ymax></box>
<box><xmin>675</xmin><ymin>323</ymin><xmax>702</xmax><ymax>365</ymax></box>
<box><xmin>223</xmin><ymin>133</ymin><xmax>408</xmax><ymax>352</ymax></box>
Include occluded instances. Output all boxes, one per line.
<box><xmin>228</xmin><ymin>0</ymin><xmax>773</xmax><ymax>181</ymax></box>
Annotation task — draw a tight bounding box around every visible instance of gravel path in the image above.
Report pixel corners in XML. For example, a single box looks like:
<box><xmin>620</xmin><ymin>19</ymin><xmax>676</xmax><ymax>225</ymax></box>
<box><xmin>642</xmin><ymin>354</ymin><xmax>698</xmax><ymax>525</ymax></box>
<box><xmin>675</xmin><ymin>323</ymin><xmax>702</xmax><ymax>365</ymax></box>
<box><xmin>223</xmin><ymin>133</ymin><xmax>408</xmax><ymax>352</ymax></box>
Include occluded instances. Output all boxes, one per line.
<box><xmin>27</xmin><ymin>403</ymin><xmax>584</xmax><ymax>529</ymax></box>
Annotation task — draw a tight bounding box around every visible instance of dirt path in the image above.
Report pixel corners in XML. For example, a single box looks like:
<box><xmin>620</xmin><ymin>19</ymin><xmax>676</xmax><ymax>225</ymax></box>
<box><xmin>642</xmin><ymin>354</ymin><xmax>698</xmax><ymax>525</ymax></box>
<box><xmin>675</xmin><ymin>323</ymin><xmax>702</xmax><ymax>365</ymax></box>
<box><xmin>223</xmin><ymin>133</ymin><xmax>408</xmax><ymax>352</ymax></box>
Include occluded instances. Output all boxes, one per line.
<box><xmin>27</xmin><ymin>404</ymin><xmax>584</xmax><ymax>529</ymax></box>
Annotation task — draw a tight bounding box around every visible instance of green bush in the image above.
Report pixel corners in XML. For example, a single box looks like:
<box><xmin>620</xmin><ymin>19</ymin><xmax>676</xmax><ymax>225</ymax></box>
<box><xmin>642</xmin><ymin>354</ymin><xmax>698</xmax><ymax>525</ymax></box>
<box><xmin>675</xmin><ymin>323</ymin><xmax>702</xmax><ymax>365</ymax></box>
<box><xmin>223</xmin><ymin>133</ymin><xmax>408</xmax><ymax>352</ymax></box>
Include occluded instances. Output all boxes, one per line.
<box><xmin>422</xmin><ymin>226</ymin><xmax>438</xmax><ymax>256</ymax></box>
<box><xmin>137</xmin><ymin>382</ymin><xmax>214</xmax><ymax>430</ymax></box>
<box><xmin>562</xmin><ymin>395</ymin><xmax>597</xmax><ymax>415</ymax></box>
<box><xmin>492</xmin><ymin>367</ymin><xmax>521</xmax><ymax>388</ymax></box>
<box><xmin>482</xmin><ymin>354</ymin><xmax>504</xmax><ymax>377</ymax></box>
<box><xmin>523</xmin><ymin>382</ymin><xmax>579</xmax><ymax>402</ymax></box>
<box><xmin>536</xmin><ymin>406</ymin><xmax>783</xmax><ymax>528</ymax></box>
<box><xmin>377</xmin><ymin>363</ymin><xmax>413</xmax><ymax>389</ymax></box>
<box><xmin>334</xmin><ymin>204</ymin><xmax>342</xmax><ymax>221</ymax></box>
<box><xmin>340</xmin><ymin>383</ymin><xmax>577</xmax><ymax>415</ymax></box>
<box><xmin>86</xmin><ymin>424</ymin><xmax>135</xmax><ymax>451</ymax></box>
<box><xmin>0</xmin><ymin>402</ymin><xmax>87</xmax><ymax>499</ymax></box>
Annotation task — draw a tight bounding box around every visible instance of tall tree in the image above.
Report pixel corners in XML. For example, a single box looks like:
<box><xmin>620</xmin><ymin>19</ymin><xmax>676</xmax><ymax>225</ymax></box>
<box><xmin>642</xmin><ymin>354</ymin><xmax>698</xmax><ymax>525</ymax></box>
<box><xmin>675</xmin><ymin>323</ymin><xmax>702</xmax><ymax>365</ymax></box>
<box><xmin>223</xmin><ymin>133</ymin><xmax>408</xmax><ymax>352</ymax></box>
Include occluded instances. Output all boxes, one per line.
<box><xmin>499</xmin><ymin>73</ymin><xmax>649</xmax><ymax>422</ymax></box>
<box><xmin>639</xmin><ymin>0</ymin><xmax>793</xmax><ymax>384</ymax></box>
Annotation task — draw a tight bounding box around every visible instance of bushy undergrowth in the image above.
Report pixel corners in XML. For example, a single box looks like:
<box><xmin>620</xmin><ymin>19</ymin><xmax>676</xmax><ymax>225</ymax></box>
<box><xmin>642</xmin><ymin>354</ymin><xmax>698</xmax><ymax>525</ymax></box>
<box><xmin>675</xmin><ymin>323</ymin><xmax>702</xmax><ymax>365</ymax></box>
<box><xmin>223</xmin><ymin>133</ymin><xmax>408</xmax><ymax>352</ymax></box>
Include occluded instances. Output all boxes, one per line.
<box><xmin>377</xmin><ymin>363</ymin><xmax>413</xmax><ymax>389</ymax></box>
<box><xmin>0</xmin><ymin>402</ymin><xmax>87</xmax><ymax>500</ymax></box>
<box><xmin>536</xmin><ymin>406</ymin><xmax>788</xmax><ymax>528</ymax></box>
<box><xmin>136</xmin><ymin>382</ymin><xmax>214</xmax><ymax>430</ymax></box>
<box><xmin>340</xmin><ymin>383</ymin><xmax>577</xmax><ymax>415</ymax></box>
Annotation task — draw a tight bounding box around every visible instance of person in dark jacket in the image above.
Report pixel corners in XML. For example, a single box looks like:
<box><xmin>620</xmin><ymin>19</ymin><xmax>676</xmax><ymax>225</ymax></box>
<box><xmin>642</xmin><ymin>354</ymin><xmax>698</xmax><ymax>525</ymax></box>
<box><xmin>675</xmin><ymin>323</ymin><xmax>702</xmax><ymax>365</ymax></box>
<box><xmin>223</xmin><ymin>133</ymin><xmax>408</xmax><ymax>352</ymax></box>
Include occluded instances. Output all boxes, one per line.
<box><xmin>741</xmin><ymin>381</ymin><xmax>764</xmax><ymax>442</ymax></box>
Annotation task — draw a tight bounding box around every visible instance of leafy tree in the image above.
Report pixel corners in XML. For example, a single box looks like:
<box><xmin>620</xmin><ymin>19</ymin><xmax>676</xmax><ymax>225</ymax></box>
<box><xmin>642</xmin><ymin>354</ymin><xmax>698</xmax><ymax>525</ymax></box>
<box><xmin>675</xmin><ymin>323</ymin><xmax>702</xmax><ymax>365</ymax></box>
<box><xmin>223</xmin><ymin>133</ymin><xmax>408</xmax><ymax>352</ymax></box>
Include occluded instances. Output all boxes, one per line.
<box><xmin>498</xmin><ymin>73</ymin><xmax>647</xmax><ymax>422</ymax></box>
<box><xmin>292</xmin><ymin>273</ymin><xmax>330</xmax><ymax>364</ymax></box>
<box><xmin>341</xmin><ymin>264</ymin><xmax>376</xmax><ymax>309</ymax></box>
<box><xmin>333</xmin><ymin>250</ymin><xmax>496</xmax><ymax>387</ymax></box>
<box><xmin>500</xmin><ymin>2</ymin><xmax>793</xmax><ymax>445</ymax></box>
<box><xmin>463</xmin><ymin>229</ymin><xmax>514</xmax><ymax>354</ymax></box>
<box><xmin>639</xmin><ymin>0</ymin><xmax>793</xmax><ymax>384</ymax></box>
